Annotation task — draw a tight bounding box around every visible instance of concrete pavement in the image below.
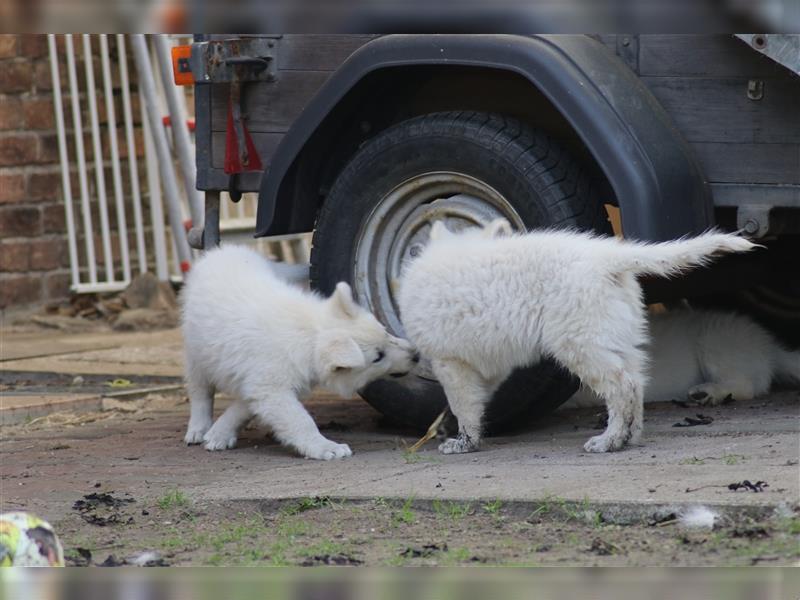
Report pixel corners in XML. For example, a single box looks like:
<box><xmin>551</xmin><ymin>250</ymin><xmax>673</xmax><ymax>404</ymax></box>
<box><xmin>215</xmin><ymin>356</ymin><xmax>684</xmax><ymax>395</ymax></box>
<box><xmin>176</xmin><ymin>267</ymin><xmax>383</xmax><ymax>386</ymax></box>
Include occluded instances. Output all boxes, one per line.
<box><xmin>1</xmin><ymin>325</ymin><xmax>798</xmax><ymax>522</ymax></box>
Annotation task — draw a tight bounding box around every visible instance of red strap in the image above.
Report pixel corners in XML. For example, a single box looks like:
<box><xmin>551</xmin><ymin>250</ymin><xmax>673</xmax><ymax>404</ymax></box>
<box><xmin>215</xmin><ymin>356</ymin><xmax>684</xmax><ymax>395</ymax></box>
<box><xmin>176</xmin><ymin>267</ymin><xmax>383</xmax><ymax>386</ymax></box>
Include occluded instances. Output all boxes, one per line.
<box><xmin>224</xmin><ymin>105</ymin><xmax>263</xmax><ymax>174</ymax></box>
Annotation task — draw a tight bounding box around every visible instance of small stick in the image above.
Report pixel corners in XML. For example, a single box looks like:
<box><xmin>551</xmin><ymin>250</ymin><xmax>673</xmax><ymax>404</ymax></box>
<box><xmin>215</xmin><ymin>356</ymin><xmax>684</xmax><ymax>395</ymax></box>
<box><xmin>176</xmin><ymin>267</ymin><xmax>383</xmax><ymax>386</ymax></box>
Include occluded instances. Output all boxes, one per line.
<box><xmin>408</xmin><ymin>410</ymin><xmax>447</xmax><ymax>453</ymax></box>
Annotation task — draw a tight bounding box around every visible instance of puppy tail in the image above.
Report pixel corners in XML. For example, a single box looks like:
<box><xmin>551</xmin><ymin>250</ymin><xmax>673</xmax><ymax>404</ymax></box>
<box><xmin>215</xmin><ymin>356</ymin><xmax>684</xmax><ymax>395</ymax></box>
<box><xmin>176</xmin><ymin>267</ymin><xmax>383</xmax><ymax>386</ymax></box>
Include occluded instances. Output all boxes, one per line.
<box><xmin>613</xmin><ymin>231</ymin><xmax>758</xmax><ymax>278</ymax></box>
<box><xmin>775</xmin><ymin>348</ymin><xmax>800</xmax><ymax>384</ymax></box>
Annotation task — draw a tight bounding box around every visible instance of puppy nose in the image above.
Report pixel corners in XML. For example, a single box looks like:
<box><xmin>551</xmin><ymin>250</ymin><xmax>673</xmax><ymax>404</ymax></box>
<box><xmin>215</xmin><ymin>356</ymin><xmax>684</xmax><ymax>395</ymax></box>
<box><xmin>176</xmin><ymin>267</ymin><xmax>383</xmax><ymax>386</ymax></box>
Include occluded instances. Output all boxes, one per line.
<box><xmin>412</xmin><ymin>352</ymin><xmax>421</xmax><ymax>364</ymax></box>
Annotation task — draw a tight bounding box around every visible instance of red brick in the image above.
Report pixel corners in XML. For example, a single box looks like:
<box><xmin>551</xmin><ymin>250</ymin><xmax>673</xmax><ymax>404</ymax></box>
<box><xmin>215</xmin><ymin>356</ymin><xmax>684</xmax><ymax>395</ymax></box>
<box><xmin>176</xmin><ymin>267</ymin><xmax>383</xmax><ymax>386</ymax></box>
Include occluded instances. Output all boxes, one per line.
<box><xmin>23</xmin><ymin>97</ymin><xmax>55</xmax><ymax>130</ymax></box>
<box><xmin>0</xmin><ymin>134</ymin><xmax>37</xmax><ymax>166</ymax></box>
<box><xmin>42</xmin><ymin>203</ymin><xmax>67</xmax><ymax>233</ymax></box>
<box><xmin>0</xmin><ymin>96</ymin><xmax>23</xmax><ymax>131</ymax></box>
<box><xmin>0</xmin><ymin>274</ymin><xmax>42</xmax><ymax>308</ymax></box>
<box><xmin>36</xmin><ymin>133</ymin><xmax>60</xmax><ymax>164</ymax></box>
<box><xmin>19</xmin><ymin>35</ymin><xmax>47</xmax><ymax>59</ymax></box>
<box><xmin>45</xmin><ymin>271</ymin><xmax>72</xmax><ymax>300</ymax></box>
<box><xmin>0</xmin><ymin>171</ymin><xmax>25</xmax><ymax>203</ymax></box>
<box><xmin>0</xmin><ymin>60</ymin><xmax>33</xmax><ymax>93</ymax></box>
<box><xmin>0</xmin><ymin>206</ymin><xmax>41</xmax><ymax>236</ymax></box>
<box><xmin>27</xmin><ymin>170</ymin><xmax>61</xmax><ymax>201</ymax></box>
<box><xmin>0</xmin><ymin>36</ymin><xmax>18</xmax><ymax>59</ymax></box>
<box><xmin>29</xmin><ymin>238</ymin><xmax>66</xmax><ymax>270</ymax></box>
<box><xmin>33</xmin><ymin>60</ymin><xmax>53</xmax><ymax>91</ymax></box>
<box><xmin>0</xmin><ymin>240</ymin><xmax>30</xmax><ymax>272</ymax></box>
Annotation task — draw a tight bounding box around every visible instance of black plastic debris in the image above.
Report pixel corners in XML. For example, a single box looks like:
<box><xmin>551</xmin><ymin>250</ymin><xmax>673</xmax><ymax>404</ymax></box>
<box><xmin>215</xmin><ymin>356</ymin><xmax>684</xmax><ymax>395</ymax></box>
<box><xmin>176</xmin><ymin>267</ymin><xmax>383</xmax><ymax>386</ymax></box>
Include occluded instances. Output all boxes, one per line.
<box><xmin>728</xmin><ymin>480</ymin><xmax>768</xmax><ymax>493</ymax></box>
<box><xmin>65</xmin><ymin>547</ymin><xmax>92</xmax><ymax>566</ymax></box>
<box><xmin>671</xmin><ymin>399</ymin><xmax>691</xmax><ymax>408</ymax></box>
<box><xmin>299</xmin><ymin>554</ymin><xmax>363</xmax><ymax>566</ymax></box>
<box><xmin>400</xmin><ymin>543</ymin><xmax>448</xmax><ymax>558</ymax></box>
<box><xmin>673</xmin><ymin>414</ymin><xmax>714</xmax><ymax>427</ymax></box>
<box><xmin>588</xmin><ymin>538</ymin><xmax>618</xmax><ymax>555</ymax></box>
<box><xmin>73</xmin><ymin>492</ymin><xmax>135</xmax><ymax>511</ymax></box>
<box><xmin>99</xmin><ymin>555</ymin><xmax>126</xmax><ymax>567</ymax></box>
<box><xmin>73</xmin><ymin>492</ymin><xmax>135</xmax><ymax>526</ymax></box>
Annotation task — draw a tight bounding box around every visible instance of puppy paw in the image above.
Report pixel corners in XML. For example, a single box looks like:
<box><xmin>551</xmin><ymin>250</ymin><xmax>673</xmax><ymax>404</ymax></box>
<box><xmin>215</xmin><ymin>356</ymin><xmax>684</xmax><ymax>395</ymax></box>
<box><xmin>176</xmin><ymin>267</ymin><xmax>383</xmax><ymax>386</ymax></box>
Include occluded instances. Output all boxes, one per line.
<box><xmin>303</xmin><ymin>439</ymin><xmax>353</xmax><ymax>461</ymax></box>
<box><xmin>438</xmin><ymin>433</ymin><xmax>479</xmax><ymax>455</ymax></box>
<box><xmin>203</xmin><ymin>429</ymin><xmax>238</xmax><ymax>451</ymax></box>
<box><xmin>184</xmin><ymin>423</ymin><xmax>211</xmax><ymax>445</ymax></box>
<box><xmin>688</xmin><ymin>384</ymin><xmax>725</xmax><ymax>406</ymax></box>
<box><xmin>584</xmin><ymin>433</ymin><xmax>626</xmax><ymax>453</ymax></box>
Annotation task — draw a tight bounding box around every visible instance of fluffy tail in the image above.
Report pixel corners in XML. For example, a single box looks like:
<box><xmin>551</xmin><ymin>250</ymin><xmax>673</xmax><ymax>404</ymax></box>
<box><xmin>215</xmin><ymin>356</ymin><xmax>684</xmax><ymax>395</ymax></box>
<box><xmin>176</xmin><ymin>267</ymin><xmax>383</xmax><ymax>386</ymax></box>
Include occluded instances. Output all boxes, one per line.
<box><xmin>613</xmin><ymin>231</ymin><xmax>757</xmax><ymax>278</ymax></box>
<box><xmin>775</xmin><ymin>348</ymin><xmax>800</xmax><ymax>383</ymax></box>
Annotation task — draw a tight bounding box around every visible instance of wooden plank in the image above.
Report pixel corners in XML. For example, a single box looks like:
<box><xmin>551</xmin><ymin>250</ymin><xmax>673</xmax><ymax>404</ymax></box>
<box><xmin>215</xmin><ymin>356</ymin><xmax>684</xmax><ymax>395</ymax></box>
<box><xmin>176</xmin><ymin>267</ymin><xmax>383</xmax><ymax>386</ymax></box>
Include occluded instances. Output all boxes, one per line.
<box><xmin>639</xmin><ymin>35</ymin><xmax>788</xmax><ymax>78</ymax></box>
<box><xmin>642</xmin><ymin>76</ymin><xmax>800</xmax><ymax>144</ymax></box>
<box><xmin>212</xmin><ymin>131</ymin><xmax>284</xmax><ymax>169</ymax></box>
<box><xmin>692</xmin><ymin>142</ymin><xmax>800</xmax><ymax>184</ymax></box>
<box><xmin>211</xmin><ymin>70</ymin><xmax>331</xmax><ymax>132</ymax></box>
<box><xmin>711</xmin><ymin>183</ymin><xmax>800</xmax><ymax>207</ymax></box>
<box><xmin>277</xmin><ymin>35</ymin><xmax>377</xmax><ymax>71</ymax></box>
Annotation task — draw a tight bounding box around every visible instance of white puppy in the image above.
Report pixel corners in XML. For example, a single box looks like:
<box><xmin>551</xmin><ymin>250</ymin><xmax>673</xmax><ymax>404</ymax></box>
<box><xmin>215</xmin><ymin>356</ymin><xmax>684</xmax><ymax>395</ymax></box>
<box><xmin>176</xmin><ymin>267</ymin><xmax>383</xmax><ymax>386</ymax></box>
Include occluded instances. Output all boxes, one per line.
<box><xmin>564</xmin><ymin>308</ymin><xmax>800</xmax><ymax>408</ymax></box>
<box><xmin>398</xmin><ymin>219</ymin><xmax>756</xmax><ymax>454</ymax></box>
<box><xmin>181</xmin><ymin>245</ymin><xmax>417</xmax><ymax>460</ymax></box>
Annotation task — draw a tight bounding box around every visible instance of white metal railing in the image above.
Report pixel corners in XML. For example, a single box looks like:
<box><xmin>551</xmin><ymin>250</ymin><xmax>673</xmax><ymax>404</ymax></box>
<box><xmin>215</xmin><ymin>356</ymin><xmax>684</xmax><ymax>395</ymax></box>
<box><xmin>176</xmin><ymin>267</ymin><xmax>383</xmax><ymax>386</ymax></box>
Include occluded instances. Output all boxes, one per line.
<box><xmin>49</xmin><ymin>33</ymin><xmax>181</xmax><ymax>293</ymax></box>
<box><xmin>49</xmin><ymin>34</ymin><xmax>310</xmax><ymax>295</ymax></box>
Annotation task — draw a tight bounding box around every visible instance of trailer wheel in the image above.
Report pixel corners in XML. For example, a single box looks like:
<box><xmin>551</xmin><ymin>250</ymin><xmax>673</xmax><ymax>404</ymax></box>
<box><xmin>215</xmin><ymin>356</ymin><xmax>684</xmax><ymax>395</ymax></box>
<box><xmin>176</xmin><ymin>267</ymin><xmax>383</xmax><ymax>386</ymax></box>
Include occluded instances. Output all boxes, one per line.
<box><xmin>310</xmin><ymin>111</ymin><xmax>611</xmax><ymax>432</ymax></box>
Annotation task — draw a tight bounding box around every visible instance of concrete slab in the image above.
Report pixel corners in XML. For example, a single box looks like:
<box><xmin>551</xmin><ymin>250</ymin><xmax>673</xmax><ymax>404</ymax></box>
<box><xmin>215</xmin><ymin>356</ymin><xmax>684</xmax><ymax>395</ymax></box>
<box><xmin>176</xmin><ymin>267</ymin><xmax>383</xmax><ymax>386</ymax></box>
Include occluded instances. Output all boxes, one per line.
<box><xmin>0</xmin><ymin>328</ymin><xmax>183</xmax><ymax>376</ymax></box>
<box><xmin>0</xmin><ymin>393</ymin><xmax>102</xmax><ymax>425</ymax></box>
<box><xmin>1</xmin><ymin>389</ymin><xmax>797</xmax><ymax>524</ymax></box>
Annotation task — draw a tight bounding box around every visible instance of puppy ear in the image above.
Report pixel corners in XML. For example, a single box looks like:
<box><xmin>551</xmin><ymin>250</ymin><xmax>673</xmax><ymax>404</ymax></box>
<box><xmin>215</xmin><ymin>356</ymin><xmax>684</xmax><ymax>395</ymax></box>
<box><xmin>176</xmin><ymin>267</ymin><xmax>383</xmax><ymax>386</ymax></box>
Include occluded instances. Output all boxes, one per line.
<box><xmin>329</xmin><ymin>282</ymin><xmax>358</xmax><ymax>318</ymax></box>
<box><xmin>429</xmin><ymin>220</ymin><xmax>453</xmax><ymax>242</ymax></box>
<box><xmin>483</xmin><ymin>218</ymin><xmax>513</xmax><ymax>238</ymax></box>
<box><xmin>317</xmin><ymin>333</ymin><xmax>366</xmax><ymax>374</ymax></box>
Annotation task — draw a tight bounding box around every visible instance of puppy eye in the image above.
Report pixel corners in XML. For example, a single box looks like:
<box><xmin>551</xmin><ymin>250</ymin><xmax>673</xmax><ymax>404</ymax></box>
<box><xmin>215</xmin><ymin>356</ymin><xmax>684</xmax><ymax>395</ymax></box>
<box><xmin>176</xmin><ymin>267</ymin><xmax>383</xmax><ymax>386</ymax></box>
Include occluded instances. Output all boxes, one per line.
<box><xmin>373</xmin><ymin>350</ymin><xmax>385</xmax><ymax>363</ymax></box>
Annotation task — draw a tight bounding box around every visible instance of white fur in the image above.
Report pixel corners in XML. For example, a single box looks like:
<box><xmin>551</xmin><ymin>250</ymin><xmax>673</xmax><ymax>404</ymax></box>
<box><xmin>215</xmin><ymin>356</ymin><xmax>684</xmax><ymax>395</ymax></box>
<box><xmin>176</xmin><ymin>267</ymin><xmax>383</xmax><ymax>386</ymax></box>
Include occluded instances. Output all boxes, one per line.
<box><xmin>678</xmin><ymin>505</ymin><xmax>718</xmax><ymax>529</ymax></box>
<box><xmin>565</xmin><ymin>309</ymin><xmax>800</xmax><ymax>408</ymax></box>
<box><xmin>398</xmin><ymin>219</ymin><xmax>756</xmax><ymax>454</ymax></box>
<box><xmin>181</xmin><ymin>245</ymin><xmax>416</xmax><ymax>460</ymax></box>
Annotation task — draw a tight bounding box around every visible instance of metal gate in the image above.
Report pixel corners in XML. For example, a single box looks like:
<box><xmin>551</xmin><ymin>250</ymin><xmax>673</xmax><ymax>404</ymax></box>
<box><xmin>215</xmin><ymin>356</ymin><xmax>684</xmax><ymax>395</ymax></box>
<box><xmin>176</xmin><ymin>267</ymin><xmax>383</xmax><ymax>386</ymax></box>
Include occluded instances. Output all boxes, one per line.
<box><xmin>48</xmin><ymin>34</ymin><xmax>309</xmax><ymax>295</ymax></box>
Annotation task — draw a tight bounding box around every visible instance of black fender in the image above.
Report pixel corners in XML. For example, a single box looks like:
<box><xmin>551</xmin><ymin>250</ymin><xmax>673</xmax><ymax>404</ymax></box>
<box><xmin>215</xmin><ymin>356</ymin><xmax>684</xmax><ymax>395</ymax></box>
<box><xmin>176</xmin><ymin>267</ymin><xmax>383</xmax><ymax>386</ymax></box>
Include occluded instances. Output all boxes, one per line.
<box><xmin>256</xmin><ymin>34</ymin><xmax>713</xmax><ymax>242</ymax></box>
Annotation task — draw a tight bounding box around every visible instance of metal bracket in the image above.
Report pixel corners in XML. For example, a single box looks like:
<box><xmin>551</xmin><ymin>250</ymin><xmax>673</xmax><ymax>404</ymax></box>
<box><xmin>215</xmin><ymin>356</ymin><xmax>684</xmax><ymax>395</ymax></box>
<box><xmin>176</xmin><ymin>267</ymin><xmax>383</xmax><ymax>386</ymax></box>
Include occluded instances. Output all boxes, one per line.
<box><xmin>735</xmin><ymin>34</ymin><xmax>800</xmax><ymax>76</ymax></box>
<box><xmin>191</xmin><ymin>37</ymin><xmax>280</xmax><ymax>84</ymax></box>
<box><xmin>737</xmin><ymin>204</ymin><xmax>772</xmax><ymax>238</ymax></box>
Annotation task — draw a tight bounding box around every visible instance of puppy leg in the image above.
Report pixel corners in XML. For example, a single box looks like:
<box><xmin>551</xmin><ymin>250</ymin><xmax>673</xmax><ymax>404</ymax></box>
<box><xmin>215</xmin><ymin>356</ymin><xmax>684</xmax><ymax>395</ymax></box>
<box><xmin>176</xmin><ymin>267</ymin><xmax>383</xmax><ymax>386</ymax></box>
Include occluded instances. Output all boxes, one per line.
<box><xmin>432</xmin><ymin>359</ymin><xmax>489</xmax><ymax>454</ymax></box>
<box><xmin>688</xmin><ymin>380</ymin><xmax>756</xmax><ymax>406</ymax></box>
<box><xmin>555</xmin><ymin>346</ymin><xmax>646</xmax><ymax>452</ymax></box>
<box><xmin>184</xmin><ymin>373</ymin><xmax>215</xmax><ymax>445</ymax></box>
<box><xmin>203</xmin><ymin>400</ymin><xmax>252</xmax><ymax>451</ymax></box>
<box><xmin>250</xmin><ymin>390</ymin><xmax>352</xmax><ymax>460</ymax></box>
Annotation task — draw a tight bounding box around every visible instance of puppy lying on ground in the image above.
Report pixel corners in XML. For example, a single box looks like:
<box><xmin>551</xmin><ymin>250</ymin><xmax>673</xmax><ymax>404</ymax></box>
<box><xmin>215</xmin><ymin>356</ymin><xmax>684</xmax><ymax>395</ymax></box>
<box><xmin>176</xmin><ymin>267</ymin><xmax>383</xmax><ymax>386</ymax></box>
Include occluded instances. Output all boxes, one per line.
<box><xmin>182</xmin><ymin>245</ymin><xmax>417</xmax><ymax>460</ymax></box>
<box><xmin>398</xmin><ymin>219</ymin><xmax>756</xmax><ymax>454</ymax></box>
<box><xmin>564</xmin><ymin>308</ymin><xmax>800</xmax><ymax>408</ymax></box>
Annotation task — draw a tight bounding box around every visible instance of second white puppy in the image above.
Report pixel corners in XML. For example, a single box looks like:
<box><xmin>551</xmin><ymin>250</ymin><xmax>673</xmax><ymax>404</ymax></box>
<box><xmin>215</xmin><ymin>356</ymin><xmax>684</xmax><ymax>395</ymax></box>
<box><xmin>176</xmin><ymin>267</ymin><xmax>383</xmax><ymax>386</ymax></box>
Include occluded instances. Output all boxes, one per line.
<box><xmin>182</xmin><ymin>245</ymin><xmax>417</xmax><ymax>460</ymax></box>
<box><xmin>398</xmin><ymin>220</ymin><xmax>756</xmax><ymax>454</ymax></box>
<box><xmin>564</xmin><ymin>308</ymin><xmax>800</xmax><ymax>408</ymax></box>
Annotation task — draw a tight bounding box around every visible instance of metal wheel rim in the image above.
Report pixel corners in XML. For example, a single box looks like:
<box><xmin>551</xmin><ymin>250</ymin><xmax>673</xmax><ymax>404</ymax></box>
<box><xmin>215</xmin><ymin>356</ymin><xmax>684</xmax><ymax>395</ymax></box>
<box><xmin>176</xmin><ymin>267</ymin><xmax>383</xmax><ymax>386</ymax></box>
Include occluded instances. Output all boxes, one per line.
<box><xmin>353</xmin><ymin>171</ymin><xmax>524</xmax><ymax>351</ymax></box>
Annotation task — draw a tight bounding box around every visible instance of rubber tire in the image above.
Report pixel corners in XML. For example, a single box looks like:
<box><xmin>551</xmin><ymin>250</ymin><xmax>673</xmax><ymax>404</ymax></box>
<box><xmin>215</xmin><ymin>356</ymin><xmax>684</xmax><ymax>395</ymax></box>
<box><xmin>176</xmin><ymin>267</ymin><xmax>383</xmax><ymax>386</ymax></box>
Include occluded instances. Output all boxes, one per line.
<box><xmin>310</xmin><ymin>111</ymin><xmax>611</xmax><ymax>433</ymax></box>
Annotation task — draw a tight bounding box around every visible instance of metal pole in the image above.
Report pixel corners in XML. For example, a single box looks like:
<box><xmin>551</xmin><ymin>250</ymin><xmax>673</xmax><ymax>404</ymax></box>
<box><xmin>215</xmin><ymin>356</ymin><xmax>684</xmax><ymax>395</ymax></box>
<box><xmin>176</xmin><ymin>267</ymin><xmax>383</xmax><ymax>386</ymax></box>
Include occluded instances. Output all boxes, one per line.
<box><xmin>130</xmin><ymin>34</ymin><xmax>192</xmax><ymax>271</ymax></box>
<box><xmin>82</xmin><ymin>34</ymin><xmax>114</xmax><ymax>282</ymax></box>
<box><xmin>204</xmin><ymin>191</ymin><xmax>220</xmax><ymax>249</ymax></box>
<box><xmin>64</xmin><ymin>34</ymin><xmax>97</xmax><ymax>284</ymax></box>
<box><xmin>48</xmin><ymin>35</ymin><xmax>80</xmax><ymax>289</ymax></box>
<box><xmin>117</xmin><ymin>34</ymin><xmax>147</xmax><ymax>274</ymax></box>
<box><xmin>100</xmin><ymin>34</ymin><xmax>131</xmax><ymax>283</ymax></box>
<box><xmin>153</xmin><ymin>34</ymin><xmax>204</xmax><ymax>228</ymax></box>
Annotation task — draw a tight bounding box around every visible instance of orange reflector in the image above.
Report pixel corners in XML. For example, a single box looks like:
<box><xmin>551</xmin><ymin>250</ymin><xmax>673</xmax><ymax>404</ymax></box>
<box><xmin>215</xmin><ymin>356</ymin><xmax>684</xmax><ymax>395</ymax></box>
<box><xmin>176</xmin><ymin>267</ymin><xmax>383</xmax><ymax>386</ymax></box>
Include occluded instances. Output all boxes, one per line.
<box><xmin>171</xmin><ymin>45</ymin><xmax>193</xmax><ymax>86</ymax></box>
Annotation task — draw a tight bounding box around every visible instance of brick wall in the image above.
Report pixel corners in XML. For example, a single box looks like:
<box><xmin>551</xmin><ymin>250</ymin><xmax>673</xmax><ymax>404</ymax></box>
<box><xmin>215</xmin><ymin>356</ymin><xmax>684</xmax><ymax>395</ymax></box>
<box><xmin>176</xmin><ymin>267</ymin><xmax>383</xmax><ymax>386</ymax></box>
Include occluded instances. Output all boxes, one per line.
<box><xmin>0</xmin><ymin>34</ymin><xmax>150</xmax><ymax>313</ymax></box>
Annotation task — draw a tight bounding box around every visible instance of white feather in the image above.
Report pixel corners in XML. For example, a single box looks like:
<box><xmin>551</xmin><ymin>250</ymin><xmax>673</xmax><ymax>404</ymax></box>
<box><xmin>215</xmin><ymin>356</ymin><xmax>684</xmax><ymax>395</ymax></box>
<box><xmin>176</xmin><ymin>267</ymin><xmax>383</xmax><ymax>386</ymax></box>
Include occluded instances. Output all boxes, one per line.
<box><xmin>679</xmin><ymin>505</ymin><xmax>719</xmax><ymax>529</ymax></box>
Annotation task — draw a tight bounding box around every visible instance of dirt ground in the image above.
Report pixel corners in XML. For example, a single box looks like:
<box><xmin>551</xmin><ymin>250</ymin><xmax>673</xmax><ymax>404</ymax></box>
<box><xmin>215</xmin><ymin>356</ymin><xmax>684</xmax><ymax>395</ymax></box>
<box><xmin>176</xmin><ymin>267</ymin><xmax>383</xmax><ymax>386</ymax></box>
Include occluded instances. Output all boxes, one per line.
<box><xmin>50</xmin><ymin>493</ymin><xmax>800</xmax><ymax>567</ymax></box>
<box><xmin>1</xmin><ymin>324</ymin><xmax>798</xmax><ymax>567</ymax></box>
<box><xmin>1</xmin><ymin>381</ymin><xmax>798</xmax><ymax>566</ymax></box>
